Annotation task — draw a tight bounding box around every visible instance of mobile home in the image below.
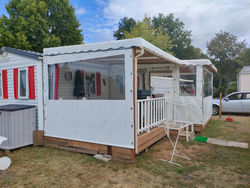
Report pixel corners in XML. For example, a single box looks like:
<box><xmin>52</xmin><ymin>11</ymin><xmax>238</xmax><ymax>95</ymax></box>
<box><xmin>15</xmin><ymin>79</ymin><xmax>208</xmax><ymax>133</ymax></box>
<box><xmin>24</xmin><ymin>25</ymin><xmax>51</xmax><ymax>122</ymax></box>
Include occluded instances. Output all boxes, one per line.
<box><xmin>0</xmin><ymin>47</ymin><xmax>43</xmax><ymax>148</ymax></box>
<box><xmin>42</xmin><ymin>38</ymin><xmax>216</xmax><ymax>162</ymax></box>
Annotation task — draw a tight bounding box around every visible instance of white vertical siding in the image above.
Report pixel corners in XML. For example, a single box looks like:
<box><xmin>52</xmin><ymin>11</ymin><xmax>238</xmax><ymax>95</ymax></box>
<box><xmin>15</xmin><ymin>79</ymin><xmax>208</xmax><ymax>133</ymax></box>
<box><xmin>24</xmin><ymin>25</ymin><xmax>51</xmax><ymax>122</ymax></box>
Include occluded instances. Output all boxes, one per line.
<box><xmin>0</xmin><ymin>52</ymin><xmax>42</xmax><ymax>130</ymax></box>
<box><xmin>239</xmin><ymin>74</ymin><xmax>250</xmax><ymax>92</ymax></box>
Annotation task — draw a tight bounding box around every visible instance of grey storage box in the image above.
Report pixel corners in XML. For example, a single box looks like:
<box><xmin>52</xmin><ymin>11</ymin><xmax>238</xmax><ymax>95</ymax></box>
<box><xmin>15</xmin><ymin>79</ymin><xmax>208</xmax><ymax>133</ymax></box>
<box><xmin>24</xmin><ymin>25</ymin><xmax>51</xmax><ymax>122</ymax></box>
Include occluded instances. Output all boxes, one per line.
<box><xmin>0</xmin><ymin>104</ymin><xmax>36</xmax><ymax>150</ymax></box>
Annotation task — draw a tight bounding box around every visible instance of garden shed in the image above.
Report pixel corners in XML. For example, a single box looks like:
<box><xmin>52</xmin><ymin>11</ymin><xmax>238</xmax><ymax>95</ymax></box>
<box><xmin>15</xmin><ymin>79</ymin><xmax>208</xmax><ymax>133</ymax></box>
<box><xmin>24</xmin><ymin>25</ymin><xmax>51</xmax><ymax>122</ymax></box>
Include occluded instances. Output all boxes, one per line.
<box><xmin>237</xmin><ymin>66</ymin><xmax>250</xmax><ymax>92</ymax></box>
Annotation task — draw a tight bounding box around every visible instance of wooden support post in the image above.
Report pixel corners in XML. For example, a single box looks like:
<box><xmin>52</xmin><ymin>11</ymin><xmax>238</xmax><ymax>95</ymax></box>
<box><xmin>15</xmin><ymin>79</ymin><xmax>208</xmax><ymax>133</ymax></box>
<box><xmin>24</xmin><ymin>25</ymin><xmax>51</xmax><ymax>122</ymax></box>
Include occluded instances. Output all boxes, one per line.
<box><xmin>33</xmin><ymin>130</ymin><xmax>44</xmax><ymax>146</ymax></box>
<box><xmin>219</xmin><ymin>92</ymin><xmax>222</xmax><ymax>119</ymax></box>
<box><xmin>132</xmin><ymin>47</ymin><xmax>138</xmax><ymax>156</ymax></box>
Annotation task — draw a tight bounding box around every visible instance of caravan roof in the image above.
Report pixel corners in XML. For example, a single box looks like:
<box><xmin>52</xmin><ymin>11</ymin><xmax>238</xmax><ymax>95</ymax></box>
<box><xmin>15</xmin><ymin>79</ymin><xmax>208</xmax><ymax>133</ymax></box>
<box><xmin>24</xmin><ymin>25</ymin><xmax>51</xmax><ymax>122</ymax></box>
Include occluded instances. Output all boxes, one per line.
<box><xmin>0</xmin><ymin>47</ymin><xmax>41</xmax><ymax>60</ymax></box>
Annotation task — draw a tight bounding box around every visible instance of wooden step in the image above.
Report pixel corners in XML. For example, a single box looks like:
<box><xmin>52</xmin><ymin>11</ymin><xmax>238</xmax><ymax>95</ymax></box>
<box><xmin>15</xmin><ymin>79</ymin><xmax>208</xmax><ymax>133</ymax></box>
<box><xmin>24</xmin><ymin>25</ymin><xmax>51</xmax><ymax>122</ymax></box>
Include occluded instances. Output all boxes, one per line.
<box><xmin>179</xmin><ymin>130</ymin><xmax>195</xmax><ymax>140</ymax></box>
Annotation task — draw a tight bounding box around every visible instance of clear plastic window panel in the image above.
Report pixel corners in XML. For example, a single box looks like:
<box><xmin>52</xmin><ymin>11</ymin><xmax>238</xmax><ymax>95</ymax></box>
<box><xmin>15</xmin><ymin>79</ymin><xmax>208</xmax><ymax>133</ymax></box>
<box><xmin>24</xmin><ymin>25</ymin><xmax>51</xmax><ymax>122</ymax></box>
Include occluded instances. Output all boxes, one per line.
<box><xmin>48</xmin><ymin>55</ymin><xmax>125</xmax><ymax>100</ymax></box>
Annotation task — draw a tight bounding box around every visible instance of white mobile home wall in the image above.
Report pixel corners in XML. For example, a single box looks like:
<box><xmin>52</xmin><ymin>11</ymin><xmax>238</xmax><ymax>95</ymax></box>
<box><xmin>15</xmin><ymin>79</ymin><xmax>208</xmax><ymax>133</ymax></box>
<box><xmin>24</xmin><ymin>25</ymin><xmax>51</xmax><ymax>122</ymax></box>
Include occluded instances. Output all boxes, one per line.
<box><xmin>0</xmin><ymin>51</ymin><xmax>43</xmax><ymax>130</ymax></box>
<box><xmin>43</xmin><ymin>49</ymin><xmax>135</xmax><ymax>149</ymax></box>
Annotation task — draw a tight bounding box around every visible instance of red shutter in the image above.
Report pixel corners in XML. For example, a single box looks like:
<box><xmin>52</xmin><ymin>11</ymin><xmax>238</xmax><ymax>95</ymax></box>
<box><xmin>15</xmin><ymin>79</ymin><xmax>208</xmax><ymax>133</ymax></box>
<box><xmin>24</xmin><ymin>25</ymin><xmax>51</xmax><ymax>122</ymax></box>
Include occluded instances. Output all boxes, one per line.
<box><xmin>2</xmin><ymin>70</ymin><xmax>8</xmax><ymax>99</ymax></box>
<box><xmin>54</xmin><ymin>64</ymin><xmax>59</xmax><ymax>100</ymax></box>
<box><xmin>28</xmin><ymin>66</ymin><xmax>35</xmax><ymax>99</ymax></box>
<box><xmin>13</xmin><ymin>68</ymin><xmax>19</xmax><ymax>99</ymax></box>
<box><xmin>80</xmin><ymin>70</ymin><xmax>84</xmax><ymax>83</ymax></box>
<box><xmin>96</xmin><ymin>72</ymin><xmax>101</xmax><ymax>96</ymax></box>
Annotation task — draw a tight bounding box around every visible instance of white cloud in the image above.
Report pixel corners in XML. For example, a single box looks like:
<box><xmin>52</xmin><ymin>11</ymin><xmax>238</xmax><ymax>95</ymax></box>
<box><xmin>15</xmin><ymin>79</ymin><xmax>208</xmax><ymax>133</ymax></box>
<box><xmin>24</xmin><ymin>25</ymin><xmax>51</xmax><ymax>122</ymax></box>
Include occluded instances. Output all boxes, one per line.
<box><xmin>76</xmin><ymin>8</ymin><xmax>86</xmax><ymax>16</ymax></box>
<box><xmin>84</xmin><ymin>27</ymin><xmax>115</xmax><ymax>43</ymax></box>
<box><xmin>103</xmin><ymin>0</ymin><xmax>250</xmax><ymax>50</ymax></box>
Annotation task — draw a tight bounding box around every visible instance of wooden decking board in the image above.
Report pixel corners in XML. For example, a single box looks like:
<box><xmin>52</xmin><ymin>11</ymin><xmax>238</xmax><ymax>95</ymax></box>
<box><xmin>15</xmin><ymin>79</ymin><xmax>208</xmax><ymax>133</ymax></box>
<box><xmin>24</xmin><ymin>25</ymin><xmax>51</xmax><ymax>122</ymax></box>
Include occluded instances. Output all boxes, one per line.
<box><xmin>138</xmin><ymin>131</ymin><xmax>166</xmax><ymax>153</ymax></box>
<box><xmin>137</xmin><ymin>126</ymin><xmax>167</xmax><ymax>153</ymax></box>
<box><xmin>138</xmin><ymin>127</ymin><xmax>166</xmax><ymax>146</ymax></box>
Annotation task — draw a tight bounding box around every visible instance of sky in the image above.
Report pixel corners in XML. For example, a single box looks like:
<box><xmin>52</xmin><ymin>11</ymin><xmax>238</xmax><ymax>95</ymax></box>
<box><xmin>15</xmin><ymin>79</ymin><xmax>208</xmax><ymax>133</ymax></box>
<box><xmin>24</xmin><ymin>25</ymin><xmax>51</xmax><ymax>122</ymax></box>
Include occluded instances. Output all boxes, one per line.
<box><xmin>0</xmin><ymin>0</ymin><xmax>250</xmax><ymax>51</ymax></box>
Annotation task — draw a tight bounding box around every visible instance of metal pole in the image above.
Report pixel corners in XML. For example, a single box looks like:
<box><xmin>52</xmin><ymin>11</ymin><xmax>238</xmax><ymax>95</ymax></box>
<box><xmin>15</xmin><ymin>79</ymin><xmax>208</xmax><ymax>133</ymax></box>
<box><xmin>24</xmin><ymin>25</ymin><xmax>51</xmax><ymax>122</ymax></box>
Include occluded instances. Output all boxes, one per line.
<box><xmin>219</xmin><ymin>92</ymin><xmax>222</xmax><ymax>119</ymax></box>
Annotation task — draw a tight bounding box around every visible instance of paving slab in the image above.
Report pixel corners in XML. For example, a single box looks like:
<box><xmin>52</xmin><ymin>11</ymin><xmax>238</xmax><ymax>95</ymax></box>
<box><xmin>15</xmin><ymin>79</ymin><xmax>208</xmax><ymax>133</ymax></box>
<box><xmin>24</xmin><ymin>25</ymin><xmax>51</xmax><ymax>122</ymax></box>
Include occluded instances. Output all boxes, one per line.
<box><xmin>207</xmin><ymin>138</ymin><xmax>228</xmax><ymax>146</ymax></box>
<box><xmin>207</xmin><ymin>138</ymin><xmax>248</xmax><ymax>149</ymax></box>
<box><xmin>94</xmin><ymin>154</ymin><xmax>112</xmax><ymax>162</ymax></box>
<box><xmin>228</xmin><ymin>141</ymin><xmax>248</xmax><ymax>149</ymax></box>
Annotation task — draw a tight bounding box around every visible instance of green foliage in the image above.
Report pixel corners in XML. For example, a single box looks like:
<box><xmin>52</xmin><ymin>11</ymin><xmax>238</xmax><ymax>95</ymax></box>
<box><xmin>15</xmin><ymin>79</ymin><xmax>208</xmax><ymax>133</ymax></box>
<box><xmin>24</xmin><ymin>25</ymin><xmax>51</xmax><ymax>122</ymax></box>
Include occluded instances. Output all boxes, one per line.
<box><xmin>214</xmin><ymin>86</ymin><xmax>226</xmax><ymax>97</ymax></box>
<box><xmin>113</xmin><ymin>17</ymin><xmax>136</xmax><ymax>40</ymax></box>
<box><xmin>0</xmin><ymin>0</ymin><xmax>83</xmax><ymax>52</ymax></box>
<box><xmin>123</xmin><ymin>17</ymin><xmax>173</xmax><ymax>53</ymax></box>
<box><xmin>237</xmin><ymin>48</ymin><xmax>250</xmax><ymax>66</ymax></box>
<box><xmin>43</xmin><ymin>0</ymin><xmax>83</xmax><ymax>46</ymax></box>
<box><xmin>226</xmin><ymin>81</ymin><xmax>237</xmax><ymax>95</ymax></box>
<box><xmin>152</xmin><ymin>14</ymin><xmax>190</xmax><ymax>57</ymax></box>
<box><xmin>114</xmin><ymin>13</ymin><xmax>203</xmax><ymax>59</ymax></box>
<box><xmin>152</xmin><ymin>13</ymin><xmax>202</xmax><ymax>59</ymax></box>
<box><xmin>207</xmin><ymin>31</ymin><xmax>247</xmax><ymax>86</ymax></box>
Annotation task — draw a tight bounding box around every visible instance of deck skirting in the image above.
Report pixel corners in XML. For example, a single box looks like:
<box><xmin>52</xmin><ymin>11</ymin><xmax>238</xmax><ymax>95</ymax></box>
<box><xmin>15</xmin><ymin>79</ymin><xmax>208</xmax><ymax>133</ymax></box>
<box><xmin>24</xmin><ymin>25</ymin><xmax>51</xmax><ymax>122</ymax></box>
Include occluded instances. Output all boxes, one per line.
<box><xmin>43</xmin><ymin>136</ymin><xmax>136</xmax><ymax>163</ymax></box>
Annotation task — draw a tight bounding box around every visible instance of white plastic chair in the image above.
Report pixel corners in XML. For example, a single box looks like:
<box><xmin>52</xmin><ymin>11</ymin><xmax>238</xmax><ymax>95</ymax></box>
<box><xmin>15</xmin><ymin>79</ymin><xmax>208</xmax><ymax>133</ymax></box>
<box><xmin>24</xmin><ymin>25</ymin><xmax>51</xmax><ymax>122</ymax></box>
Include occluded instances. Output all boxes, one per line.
<box><xmin>0</xmin><ymin>136</ymin><xmax>11</xmax><ymax>170</ymax></box>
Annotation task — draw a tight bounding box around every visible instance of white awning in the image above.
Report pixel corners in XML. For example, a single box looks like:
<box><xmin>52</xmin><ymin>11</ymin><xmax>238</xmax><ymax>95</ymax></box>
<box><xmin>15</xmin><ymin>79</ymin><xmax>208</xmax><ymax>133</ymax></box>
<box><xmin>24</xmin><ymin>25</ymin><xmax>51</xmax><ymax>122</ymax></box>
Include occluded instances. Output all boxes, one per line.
<box><xmin>181</xmin><ymin>59</ymin><xmax>217</xmax><ymax>73</ymax></box>
<box><xmin>43</xmin><ymin>38</ymin><xmax>183</xmax><ymax>65</ymax></box>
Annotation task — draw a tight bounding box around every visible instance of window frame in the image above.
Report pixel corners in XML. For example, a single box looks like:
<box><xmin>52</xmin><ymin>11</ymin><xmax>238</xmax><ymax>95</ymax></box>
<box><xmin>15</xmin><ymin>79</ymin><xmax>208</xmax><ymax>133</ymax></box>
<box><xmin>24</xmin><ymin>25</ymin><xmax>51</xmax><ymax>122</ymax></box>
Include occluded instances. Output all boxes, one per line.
<box><xmin>85</xmin><ymin>72</ymin><xmax>96</xmax><ymax>97</ymax></box>
<box><xmin>203</xmin><ymin>68</ymin><xmax>213</xmax><ymax>98</ymax></box>
<box><xmin>226</xmin><ymin>93</ymin><xmax>244</xmax><ymax>101</ymax></box>
<box><xmin>0</xmin><ymin>70</ymin><xmax>3</xmax><ymax>99</ymax></box>
<box><xmin>18</xmin><ymin>67</ymin><xmax>29</xmax><ymax>99</ymax></box>
<box><xmin>245</xmin><ymin>93</ymin><xmax>250</xmax><ymax>100</ymax></box>
<box><xmin>179</xmin><ymin>72</ymin><xmax>197</xmax><ymax>96</ymax></box>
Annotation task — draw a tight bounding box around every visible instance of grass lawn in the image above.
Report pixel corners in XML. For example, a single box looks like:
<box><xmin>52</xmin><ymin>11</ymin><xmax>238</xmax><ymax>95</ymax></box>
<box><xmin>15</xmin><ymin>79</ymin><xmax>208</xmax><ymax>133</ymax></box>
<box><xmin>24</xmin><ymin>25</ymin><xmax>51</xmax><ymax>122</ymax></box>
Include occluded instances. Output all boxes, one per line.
<box><xmin>0</xmin><ymin>115</ymin><xmax>250</xmax><ymax>188</ymax></box>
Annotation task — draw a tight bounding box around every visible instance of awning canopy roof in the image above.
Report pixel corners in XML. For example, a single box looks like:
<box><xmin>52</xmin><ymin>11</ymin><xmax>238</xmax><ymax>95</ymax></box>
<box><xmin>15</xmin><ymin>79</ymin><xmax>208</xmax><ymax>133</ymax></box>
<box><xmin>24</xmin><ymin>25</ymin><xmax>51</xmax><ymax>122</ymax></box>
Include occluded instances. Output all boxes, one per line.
<box><xmin>44</xmin><ymin>37</ymin><xmax>217</xmax><ymax>72</ymax></box>
<box><xmin>182</xmin><ymin>59</ymin><xmax>217</xmax><ymax>73</ymax></box>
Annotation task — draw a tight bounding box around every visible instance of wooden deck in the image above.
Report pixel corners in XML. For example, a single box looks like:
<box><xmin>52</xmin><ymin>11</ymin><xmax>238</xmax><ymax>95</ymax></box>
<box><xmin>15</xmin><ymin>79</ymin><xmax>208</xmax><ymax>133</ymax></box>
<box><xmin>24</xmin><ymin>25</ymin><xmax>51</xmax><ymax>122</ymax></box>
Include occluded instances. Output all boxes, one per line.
<box><xmin>137</xmin><ymin>126</ymin><xmax>166</xmax><ymax>153</ymax></box>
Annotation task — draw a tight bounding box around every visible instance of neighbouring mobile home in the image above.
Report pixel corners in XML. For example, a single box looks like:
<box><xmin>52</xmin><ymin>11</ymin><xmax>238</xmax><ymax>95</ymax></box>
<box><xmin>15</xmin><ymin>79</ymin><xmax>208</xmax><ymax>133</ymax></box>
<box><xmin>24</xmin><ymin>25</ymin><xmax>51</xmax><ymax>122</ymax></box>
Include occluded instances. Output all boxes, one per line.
<box><xmin>0</xmin><ymin>47</ymin><xmax>43</xmax><ymax>150</ymax></box>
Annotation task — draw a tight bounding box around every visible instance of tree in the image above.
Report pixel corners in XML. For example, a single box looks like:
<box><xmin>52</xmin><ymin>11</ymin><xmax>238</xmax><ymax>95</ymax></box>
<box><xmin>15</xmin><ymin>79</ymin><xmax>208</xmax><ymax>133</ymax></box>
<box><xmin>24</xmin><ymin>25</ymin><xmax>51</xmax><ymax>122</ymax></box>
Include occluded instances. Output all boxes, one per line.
<box><xmin>237</xmin><ymin>48</ymin><xmax>250</xmax><ymax>66</ymax></box>
<box><xmin>113</xmin><ymin>17</ymin><xmax>136</xmax><ymax>40</ymax></box>
<box><xmin>123</xmin><ymin>17</ymin><xmax>173</xmax><ymax>54</ymax></box>
<box><xmin>207</xmin><ymin>31</ymin><xmax>246</xmax><ymax>86</ymax></box>
<box><xmin>114</xmin><ymin>14</ymin><xmax>202</xmax><ymax>59</ymax></box>
<box><xmin>0</xmin><ymin>0</ymin><xmax>83</xmax><ymax>52</ymax></box>
<box><xmin>152</xmin><ymin>13</ymin><xmax>199</xmax><ymax>59</ymax></box>
<box><xmin>43</xmin><ymin>0</ymin><xmax>83</xmax><ymax>46</ymax></box>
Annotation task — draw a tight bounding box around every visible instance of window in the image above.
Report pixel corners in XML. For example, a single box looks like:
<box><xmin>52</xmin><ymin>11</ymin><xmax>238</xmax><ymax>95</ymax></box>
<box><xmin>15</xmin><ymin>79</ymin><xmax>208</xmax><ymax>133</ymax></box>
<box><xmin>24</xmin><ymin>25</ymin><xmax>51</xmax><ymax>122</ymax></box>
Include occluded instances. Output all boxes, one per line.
<box><xmin>203</xmin><ymin>69</ymin><xmax>212</xmax><ymax>97</ymax></box>
<box><xmin>0</xmin><ymin>71</ymin><xmax>2</xmax><ymax>98</ymax></box>
<box><xmin>246</xmin><ymin>93</ymin><xmax>250</xmax><ymax>100</ymax></box>
<box><xmin>179</xmin><ymin>66</ymin><xmax>196</xmax><ymax>96</ymax></box>
<box><xmin>116</xmin><ymin>75</ymin><xmax>124</xmax><ymax>94</ymax></box>
<box><xmin>85</xmin><ymin>72</ymin><xmax>96</xmax><ymax>96</ymax></box>
<box><xmin>227</xmin><ymin>93</ymin><xmax>243</xmax><ymax>100</ymax></box>
<box><xmin>19</xmin><ymin>69</ymin><xmax>28</xmax><ymax>98</ymax></box>
<box><xmin>150</xmin><ymin>71</ymin><xmax>173</xmax><ymax>95</ymax></box>
<box><xmin>48</xmin><ymin>55</ymin><xmax>125</xmax><ymax>100</ymax></box>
